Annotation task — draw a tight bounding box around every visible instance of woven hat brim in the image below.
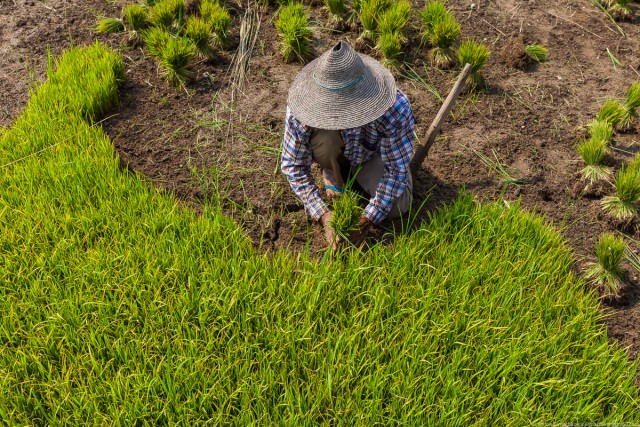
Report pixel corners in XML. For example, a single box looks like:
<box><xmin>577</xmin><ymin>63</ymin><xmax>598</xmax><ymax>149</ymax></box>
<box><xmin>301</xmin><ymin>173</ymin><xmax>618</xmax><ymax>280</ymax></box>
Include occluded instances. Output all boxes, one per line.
<box><xmin>287</xmin><ymin>54</ymin><xmax>397</xmax><ymax>130</ymax></box>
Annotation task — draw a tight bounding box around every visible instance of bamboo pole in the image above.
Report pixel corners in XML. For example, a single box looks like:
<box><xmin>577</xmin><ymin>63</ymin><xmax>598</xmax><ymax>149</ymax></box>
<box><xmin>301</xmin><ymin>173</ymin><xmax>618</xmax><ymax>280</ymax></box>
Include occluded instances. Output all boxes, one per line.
<box><xmin>409</xmin><ymin>63</ymin><xmax>473</xmax><ymax>178</ymax></box>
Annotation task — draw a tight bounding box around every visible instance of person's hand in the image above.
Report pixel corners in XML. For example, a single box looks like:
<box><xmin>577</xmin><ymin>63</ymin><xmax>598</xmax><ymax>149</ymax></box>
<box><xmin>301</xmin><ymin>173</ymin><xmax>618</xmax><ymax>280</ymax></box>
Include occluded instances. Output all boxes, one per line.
<box><xmin>320</xmin><ymin>211</ymin><xmax>340</xmax><ymax>253</ymax></box>
<box><xmin>346</xmin><ymin>215</ymin><xmax>373</xmax><ymax>248</ymax></box>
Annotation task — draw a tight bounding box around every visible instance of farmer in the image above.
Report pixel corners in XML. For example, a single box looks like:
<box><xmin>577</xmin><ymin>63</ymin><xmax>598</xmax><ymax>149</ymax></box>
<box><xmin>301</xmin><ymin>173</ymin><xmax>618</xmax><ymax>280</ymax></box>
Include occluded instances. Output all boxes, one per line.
<box><xmin>281</xmin><ymin>40</ymin><xmax>415</xmax><ymax>250</ymax></box>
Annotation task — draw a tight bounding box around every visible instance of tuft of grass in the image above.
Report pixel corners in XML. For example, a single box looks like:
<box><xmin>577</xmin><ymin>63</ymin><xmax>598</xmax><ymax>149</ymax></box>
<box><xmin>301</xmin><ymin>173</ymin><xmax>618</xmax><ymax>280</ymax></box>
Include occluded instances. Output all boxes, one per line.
<box><xmin>124</xmin><ymin>4</ymin><xmax>148</xmax><ymax>32</ymax></box>
<box><xmin>377</xmin><ymin>31</ymin><xmax>402</xmax><ymax>69</ymax></box>
<box><xmin>585</xmin><ymin>233</ymin><xmax>626</xmax><ymax>295</ymax></box>
<box><xmin>330</xmin><ymin>190</ymin><xmax>364</xmax><ymax>239</ymax></box>
<box><xmin>324</xmin><ymin>0</ymin><xmax>346</xmax><ymax>20</ymax></box>
<box><xmin>457</xmin><ymin>38</ymin><xmax>490</xmax><ymax>87</ymax></box>
<box><xmin>524</xmin><ymin>44</ymin><xmax>548</xmax><ymax>63</ymax></box>
<box><xmin>95</xmin><ymin>17</ymin><xmax>125</xmax><ymax>34</ymax></box>
<box><xmin>428</xmin><ymin>13</ymin><xmax>460</xmax><ymax>67</ymax></box>
<box><xmin>601</xmin><ymin>157</ymin><xmax>640</xmax><ymax>218</ymax></box>
<box><xmin>142</xmin><ymin>26</ymin><xmax>172</xmax><ymax>58</ymax></box>
<box><xmin>577</xmin><ymin>137</ymin><xmax>610</xmax><ymax>182</ymax></box>
<box><xmin>200</xmin><ymin>0</ymin><xmax>231</xmax><ymax>47</ymax></box>
<box><xmin>359</xmin><ymin>0</ymin><xmax>393</xmax><ymax>40</ymax></box>
<box><xmin>596</xmin><ymin>99</ymin><xmax>626</xmax><ymax>128</ymax></box>
<box><xmin>275</xmin><ymin>2</ymin><xmax>313</xmax><ymax>63</ymax></box>
<box><xmin>158</xmin><ymin>36</ymin><xmax>196</xmax><ymax>86</ymax></box>
<box><xmin>421</xmin><ymin>0</ymin><xmax>448</xmax><ymax>43</ymax></box>
<box><xmin>378</xmin><ymin>0</ymin><xmax>411</xmax><ymax>39</ymax></box>
<box><xmin>185</xmin><ymin>16</ymin><xmax>213</xmax><ymax>56</ymax></box>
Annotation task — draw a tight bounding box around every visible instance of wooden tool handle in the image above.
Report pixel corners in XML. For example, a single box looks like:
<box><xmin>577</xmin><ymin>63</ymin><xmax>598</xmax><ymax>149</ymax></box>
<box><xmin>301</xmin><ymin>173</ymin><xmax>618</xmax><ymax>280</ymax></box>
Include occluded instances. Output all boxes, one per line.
<box><xmin>409</xmin><ymin>63</ymin><xmax>473</xmax><ymax>178</ymax></box>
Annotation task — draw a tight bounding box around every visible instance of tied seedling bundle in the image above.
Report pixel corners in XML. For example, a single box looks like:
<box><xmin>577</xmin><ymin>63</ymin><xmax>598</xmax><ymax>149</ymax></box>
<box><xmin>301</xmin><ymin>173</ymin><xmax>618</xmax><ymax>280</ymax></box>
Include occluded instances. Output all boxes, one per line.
<box><xmin>96</xmin><ymin>17</ymin><xmax>125</xmax><ymax>34</ymax></box>
<box><xmin>425</xmin><ymin>7</ymin><xmax>460</xmax><ymax>67</ymax></box>
<box><xmin>359</xmin><ymin>0</ymin><xmax>393</xmax><ymax>40</ymax></box>
<box><xmin>577</xmin><ymin>120</ymin><xmax>613</xmax><ymax>182</ymax></box>
<box><xmin>524</xmin><ymin>44</ymin><xmax>548</xmax><ymax>63</ymax></box>
<box><xmin>275</xmin><ymin>2</ymin><xmax>313</xmax><ymax>62</ymax></box>
<box><xmin>376</xmin><ymin>0</ymin><xmax>411</xmax><ymax>68</ymax></box>
<box><xmin>585</xmin><ymin>232</ymin><xmax>627</xmax><ymax>296</ymax></box>
<box><xmin>457</xmin><ymin>38</ymin><xmax>490</xmax><ymax>88</ymax></box>
<box><xmin>602</xmin><ymin>156</ymin><xmax>640</xmax><ymax>219</ymax></box>
<box><xmin>330</xmin><ymin>190</ymin><xmax>364</xmax><ymax>241</ymax></box>
<box><xmin>324</xmin><ymin>0</ymin><xmax>346</xmax><ymax>22</ymax></box>
<box><xmin>124</xmin><ymin>4</ymin><xmax>149</xmax><ymax>32</ymax></box>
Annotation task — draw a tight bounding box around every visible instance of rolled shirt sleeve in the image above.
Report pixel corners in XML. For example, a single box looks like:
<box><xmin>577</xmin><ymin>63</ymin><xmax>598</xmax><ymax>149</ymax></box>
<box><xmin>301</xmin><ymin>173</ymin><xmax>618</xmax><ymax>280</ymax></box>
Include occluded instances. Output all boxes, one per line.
<box><xmin>363</xmin><ymin>95</ymin><xmax>415</xmax><ymax>224</ymax></box>
<box><xmin>280</xmin><ymin>108</ymin><xmax>330</xmax><ymax>221</ymax></box>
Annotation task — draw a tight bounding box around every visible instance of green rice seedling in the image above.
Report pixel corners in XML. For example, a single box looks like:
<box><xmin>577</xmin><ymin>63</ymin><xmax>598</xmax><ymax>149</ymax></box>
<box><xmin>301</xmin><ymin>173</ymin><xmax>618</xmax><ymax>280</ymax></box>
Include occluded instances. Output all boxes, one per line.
<box><xmin>577</xmin><ymin>137</ymin><xmax>610</xmax><ymax>182</ymax></box>
<box><xmin>597</xmin><ymin>99</ymin><xmax>626</xmax><ymax>128</ymax></box>
<box><xmin>524</xmin><ymin>44</ymin><xmax>548</xmax><ymax>62</ymax></box>
<box><xmin>621</xmin><ymin>81</ymin><xmax>640</xmax><ymax>127</ymax></box>
<box><xmin>602</xmin><ymin>157</ymin><xmax>640</xmax><ymax>218</ymax></box>
<box><xmin>457</xmin><ymin>38</ymin><xmax>490</xmax><ymax>87</ymax></box>
<box><xmin>421</xmin><ymin>0</ymin><xmax>448</xmax><ymax>43</ymax></box>
<box><xmin>124</xmin><ymin>4</ymin><xmax>148</xmax><ymax>32</ymax></box>
<box><xmin>143</xmin><ymin>26</ymin><xmax>172</xmax><ymax>58</ymax></box>
<box><xmin>95</xmin><ymin>17</ymin><xmax>125</xmax><ymax>34</ymax></box>
<box><xmin>330</xmin><ymin>190</ymin><xmax>364</xmax><ymax>239</ymax></box>
<box><xmin>158</xmin><ymin>36</ymin><xmax>196</xmax><ymax>86</ymax></box>
<box><xmin>149</xmin><ymin>0</ymin><xmax>184</xmax><ymax>29</ymax></box>
<box><xmin>324</xmin><ymin>0</ymin><xmax>346</xmax><ymax>21</ymax></box>
<box><xmin>585</xmin><ymin>232</ymin><xmax>626</xmax><ymax>295</ymax></box>
<box><xmin>200</xmin><ymin>0</ymin><xmax>231</xmax><ymax>46</ymax></box>
<box><xmin>429</xmin><ymin>13</ymin><xmax>460</xmax><ymax>67</ymax></box>
<box><xmin>359</xmin><ymin>0</ymin><xmax>393</xmax><ymax>40</ymax></box>
<box><xmin>588</xmin><ymin>119</ymin><xmax>613</xmax><ymax>145</ymax></box>
<box><xmin>275</xmin><ymin>2</ymin><xmax>313</xmax><ymax>62</ymax></box>
<box><xmin>378</xmin><ymin>0</ymin><xmax>411</xmax><ymax>39</ymax></box>
<box><xmin>185</xmin><ymin>16</ymin><xmax>213</xmax><ymax>56</ymax></box>
<box><xmin>377</xmin><ymin>31</ymin><xmax>402</xmax><ymax>69</ymax></box>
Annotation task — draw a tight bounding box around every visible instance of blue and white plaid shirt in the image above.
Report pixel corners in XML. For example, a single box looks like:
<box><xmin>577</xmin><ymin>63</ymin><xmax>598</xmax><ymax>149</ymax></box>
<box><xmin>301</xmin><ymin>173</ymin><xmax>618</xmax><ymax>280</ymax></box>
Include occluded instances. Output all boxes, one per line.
<box><xmin>281</xmin><ymin>89</ymin><xmax>415</xmax><ymax>224</ymax></box>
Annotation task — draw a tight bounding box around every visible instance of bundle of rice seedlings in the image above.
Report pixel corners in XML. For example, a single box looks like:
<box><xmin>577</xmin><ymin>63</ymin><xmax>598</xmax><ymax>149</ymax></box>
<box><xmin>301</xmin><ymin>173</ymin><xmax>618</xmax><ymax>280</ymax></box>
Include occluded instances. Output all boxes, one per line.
<box><xmin>159</xmin><ymin>36</ymin><xmax>196</xmax><ymax>86</ymax></box>
<box><xmin>185</xmin><ymin>16</ymin><xmax>213</xmax><ymax>57</ymax></box>
<box><xmin>585</xmin><ymin>232</ymin><xmax>626</xmax><ymax>295</ymax></box>
<box><xmin>597</xmin><ymin>99</ymin><xmax>627</xmax><ymax>129</ymax></box>
<box><xmin>622</xmin><ymin>81</ymin><xmax>640</xmax><ymax>127</ymax></box>
<box><xmin>378</xmin><ymin>0</ymin><xmax>411</xmax><ymax>38</ymax></box>
<box><xmin>143</xmin><ymin>27</ymin><xmax>172</xmax><ymax>58</ymax></box>
<box><xmin>457</xmin><ymin>38</ymin><xmax>490</xmax><ymax>87</ymax></box>
<box><xmin>577</xmin><ymin>137</ymin><xmax>610</xmax><ymax>182</ymax></box>
<box><xmin>588</xmin><ymin>119</ymin><xmax>613</xmax><ymax>145</ymax></box>
<box><xmin>524</xmin><ymin>44</ymin><xmax>548</xmax><ymax>63</ymax></box>
<box><xmin>324</xmin><ymin>0</ymin><xmax>346</xmax><ymax>21</ymax></box>
<box><xmin>149</xmin><ymin>0</ymin><xmax>181</xmax><ymax>29</ymax></box>
<box><xmin>200</xmin><ymin>0</ymin><xmax>231</xmax><ymax>47</ymax></box>
<box><xmin>359</xmin><ymin>0</ymin><xmax>393</xmax><ymax>40</ymax></box>
<box><xmin>275</xmin><ymin>2</ymin><xmax>313</xmax><ymax>62</ymax></box>
<box><xmin>429</xmin><ymin>13</ymin><xmax>460</xmax><ymax>67</ymax></box>
<box><xmin>124</xmin><ymin>4</ymin><xmax>148</xmax><ymax>32</ymax></box>
<box><xmin>421</xmin><ymin>0</ymin><xmax>448</xmax><ymax>43</ymax></box>
<box><xmin>377</xmin><ymin>31</ymin><xmax>402</xmax><ymax>69</ymax></box>
<box><xmin>601</xmin><ymin>157</ymin><xmax>640</xmax><ymax>218</ymax></box>
<box><xmin>330</xmin><ymin>190</ymin><xmax>364</xmax><ymax>240</ymax></box>
<box><xmin>96</xmin><ymin>17</ymin><xmax>125</xmax><ymax>34</ymax></box>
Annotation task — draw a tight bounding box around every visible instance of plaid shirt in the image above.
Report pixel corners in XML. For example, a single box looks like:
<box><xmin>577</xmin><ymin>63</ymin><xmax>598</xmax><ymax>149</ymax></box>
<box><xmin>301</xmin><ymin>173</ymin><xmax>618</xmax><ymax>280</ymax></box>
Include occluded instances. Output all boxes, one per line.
<box><xmin>281</xmin><ymin>89</ymin><xmax>415</xmax><ymax>224</ymax></box>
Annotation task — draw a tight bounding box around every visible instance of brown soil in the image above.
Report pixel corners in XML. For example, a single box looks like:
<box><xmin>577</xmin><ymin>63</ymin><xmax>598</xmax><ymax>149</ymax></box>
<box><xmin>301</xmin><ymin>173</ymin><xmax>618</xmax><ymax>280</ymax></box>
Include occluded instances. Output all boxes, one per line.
<box><xmin>2</xmin><ymin>0</ymin><xmax>640</xmax><ymax>360</ymax></box>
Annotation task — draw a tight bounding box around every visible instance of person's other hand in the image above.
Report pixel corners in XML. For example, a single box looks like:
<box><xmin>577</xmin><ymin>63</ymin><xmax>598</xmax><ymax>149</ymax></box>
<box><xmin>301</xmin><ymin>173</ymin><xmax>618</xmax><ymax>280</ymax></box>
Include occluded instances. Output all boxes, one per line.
<box><xmin>320</xmin><ymin>211</ymin><xmax>340</xmax><ymax>253</ymax></box>
<box><xmin>347</xmin><ymin>216</ymin><xmax>373</xmax><ymax>248</ymax></box>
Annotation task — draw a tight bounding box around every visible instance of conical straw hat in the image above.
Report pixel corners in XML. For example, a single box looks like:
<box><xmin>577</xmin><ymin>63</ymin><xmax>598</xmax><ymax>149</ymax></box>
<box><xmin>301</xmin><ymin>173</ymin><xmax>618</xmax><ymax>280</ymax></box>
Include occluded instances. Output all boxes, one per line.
<box><xmin>287</xmin><ymin>41</ymin><xmax>397</xmax><ymax>130</ymax></box>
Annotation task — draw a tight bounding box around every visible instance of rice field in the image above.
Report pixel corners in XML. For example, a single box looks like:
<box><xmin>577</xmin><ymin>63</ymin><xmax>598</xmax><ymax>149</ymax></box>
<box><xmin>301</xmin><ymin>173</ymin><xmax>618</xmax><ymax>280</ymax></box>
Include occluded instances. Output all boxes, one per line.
<box><xmin>0</xmin><ymin>43</ymin><xmax>639</xmax><ymax>424</ymax></box>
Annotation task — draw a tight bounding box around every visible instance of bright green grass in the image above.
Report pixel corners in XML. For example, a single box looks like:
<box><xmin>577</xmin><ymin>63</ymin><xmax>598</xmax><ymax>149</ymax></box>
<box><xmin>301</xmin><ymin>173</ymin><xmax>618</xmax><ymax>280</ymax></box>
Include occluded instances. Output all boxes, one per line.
<box><xmin>0</xmin><ymin>43</ymin><xmax>639</xmax><ymax>424</ymax></box>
